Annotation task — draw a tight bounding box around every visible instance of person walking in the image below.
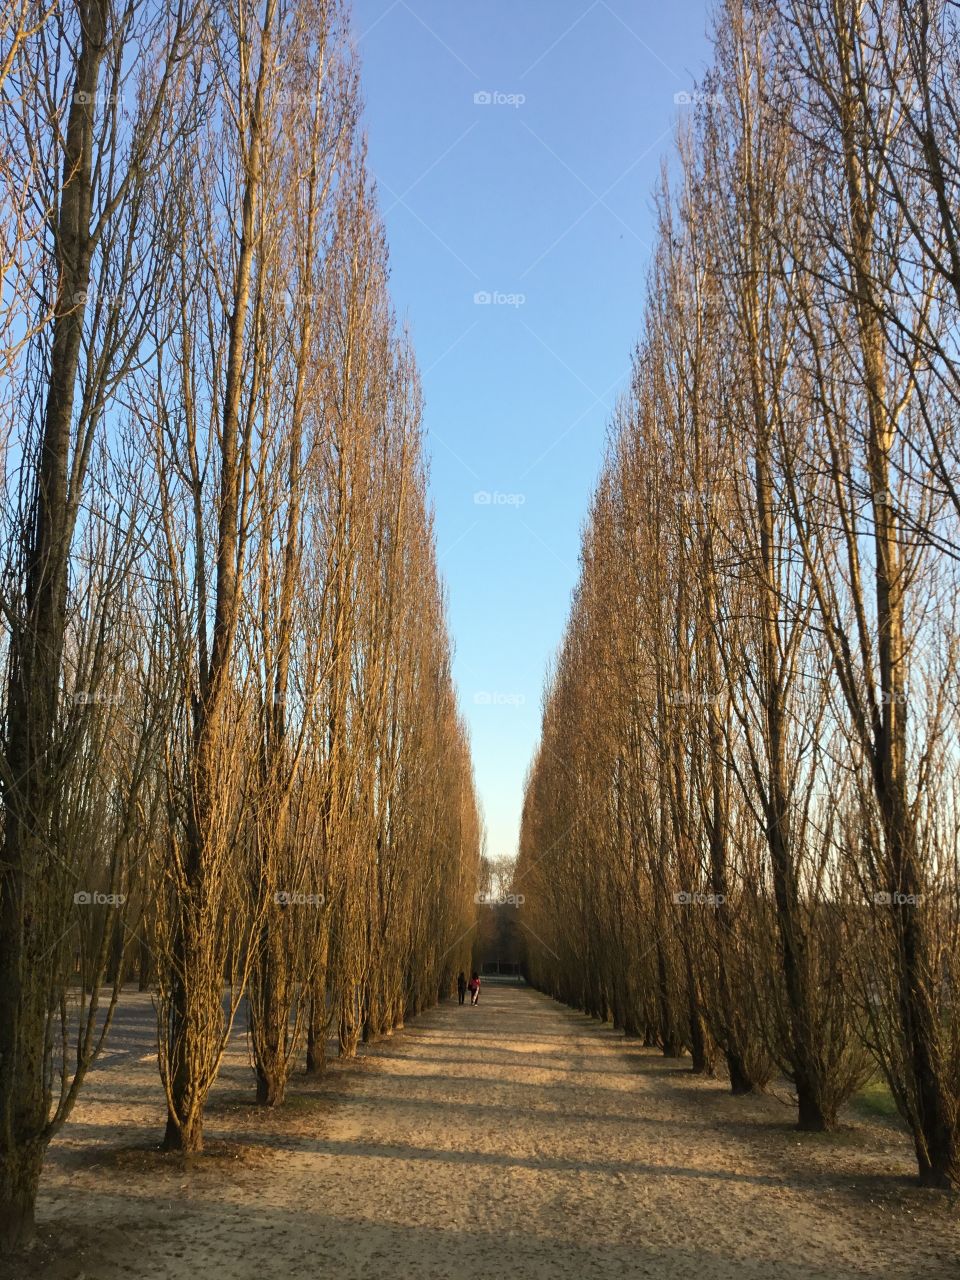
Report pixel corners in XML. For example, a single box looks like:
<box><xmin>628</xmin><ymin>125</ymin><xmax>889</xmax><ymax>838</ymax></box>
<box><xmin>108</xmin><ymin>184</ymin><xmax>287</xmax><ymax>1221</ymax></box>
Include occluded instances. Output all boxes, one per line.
<box><xmin>457</xmin><ymin>971</ymin><xmax>467</xmax><ymax>1005</ymax></box>
<box><xmin>468</xmin><ymin>972</ymin><xmax>481</xmax><ymax>1005</ymax></box>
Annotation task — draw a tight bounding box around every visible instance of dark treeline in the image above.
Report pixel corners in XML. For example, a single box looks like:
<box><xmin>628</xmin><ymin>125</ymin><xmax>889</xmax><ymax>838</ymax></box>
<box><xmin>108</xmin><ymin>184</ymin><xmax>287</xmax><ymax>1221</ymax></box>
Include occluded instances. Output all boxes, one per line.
<box><xmin>517</xmin><ymin>0</ymin><xmax>960</xmax><ymax>1191</ymax></box>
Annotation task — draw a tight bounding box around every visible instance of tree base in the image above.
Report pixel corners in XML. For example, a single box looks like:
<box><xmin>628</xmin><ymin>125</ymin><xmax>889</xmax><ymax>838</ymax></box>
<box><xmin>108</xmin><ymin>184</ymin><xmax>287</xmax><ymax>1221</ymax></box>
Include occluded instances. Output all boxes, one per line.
<box><xmin>0</xmin><ymin>1142</ymin><xmax>44</xmax><ymax>1250</ymax></box>
<box><xmin>162</xmin><ymin>1112</ymin><xmax>204</xmax><ymax>1153</ymax></box>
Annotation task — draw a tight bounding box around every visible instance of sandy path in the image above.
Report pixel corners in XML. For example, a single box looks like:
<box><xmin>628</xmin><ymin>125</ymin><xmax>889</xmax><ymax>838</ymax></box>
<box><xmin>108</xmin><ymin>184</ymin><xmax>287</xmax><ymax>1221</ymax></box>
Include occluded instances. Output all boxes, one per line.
<box><xmin>21</xmin><ymin>984</ymin><xmax>960</xmax><ymax>1279</ymax></box>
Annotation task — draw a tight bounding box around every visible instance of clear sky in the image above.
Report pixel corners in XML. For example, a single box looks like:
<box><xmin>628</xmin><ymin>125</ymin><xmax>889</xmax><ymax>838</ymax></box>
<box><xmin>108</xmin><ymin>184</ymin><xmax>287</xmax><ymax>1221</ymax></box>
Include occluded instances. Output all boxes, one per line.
<box><xmin>351</xmin><ymin>0</ymin><xmax>714</xmax><ymax>860</ymax></box>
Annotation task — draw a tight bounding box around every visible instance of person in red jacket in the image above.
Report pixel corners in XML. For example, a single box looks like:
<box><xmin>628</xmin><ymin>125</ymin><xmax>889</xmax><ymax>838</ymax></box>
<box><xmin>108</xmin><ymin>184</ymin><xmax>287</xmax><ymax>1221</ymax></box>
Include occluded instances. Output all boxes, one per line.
<box><xmin>468</xmin><ymin>972</ymin><xmax>481</xmax><ymax>1005</ymax></box>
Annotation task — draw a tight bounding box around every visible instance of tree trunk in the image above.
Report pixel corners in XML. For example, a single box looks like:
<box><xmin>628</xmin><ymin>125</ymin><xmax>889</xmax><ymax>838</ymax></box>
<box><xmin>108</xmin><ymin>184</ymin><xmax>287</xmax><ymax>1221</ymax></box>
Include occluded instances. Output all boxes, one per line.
<box><xmin>0</xmin><ymin>2</ymin><xmax>108</xmax><ymax>1244</ymax></box>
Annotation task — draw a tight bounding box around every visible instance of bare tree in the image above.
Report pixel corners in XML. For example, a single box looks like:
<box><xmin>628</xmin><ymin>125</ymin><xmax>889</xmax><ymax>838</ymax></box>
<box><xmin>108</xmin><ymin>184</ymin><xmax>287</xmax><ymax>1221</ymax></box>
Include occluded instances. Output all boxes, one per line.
<box><xmin>0</xmin><ymin>0</ymin><xmax>200</xmax><ymax>1240</ymax></box>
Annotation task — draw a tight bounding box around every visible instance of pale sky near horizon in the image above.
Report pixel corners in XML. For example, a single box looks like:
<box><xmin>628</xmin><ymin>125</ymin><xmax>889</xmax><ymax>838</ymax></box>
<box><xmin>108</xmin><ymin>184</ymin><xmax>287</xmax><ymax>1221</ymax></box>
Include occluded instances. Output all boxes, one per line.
<box><xmin>351</xmin><ymin>0</ymin><xmax>714</xmax><ymax>859</ymax></box>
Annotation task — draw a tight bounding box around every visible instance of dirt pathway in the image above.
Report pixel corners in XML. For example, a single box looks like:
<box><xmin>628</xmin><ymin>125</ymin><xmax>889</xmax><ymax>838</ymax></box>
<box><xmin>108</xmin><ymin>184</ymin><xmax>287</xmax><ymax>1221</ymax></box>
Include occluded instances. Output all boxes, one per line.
<box><xmin>22</xmin><ymin>984</ymin><xmax>960</xmax><ymax>1279</ymax></box>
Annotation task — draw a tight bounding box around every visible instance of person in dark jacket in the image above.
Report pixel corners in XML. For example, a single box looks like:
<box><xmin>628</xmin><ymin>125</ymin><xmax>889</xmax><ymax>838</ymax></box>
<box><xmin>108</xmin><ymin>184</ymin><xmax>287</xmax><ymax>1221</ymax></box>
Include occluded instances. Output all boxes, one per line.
<box><xmin>457</xmin><ymin>971</ymin><xmax>467</xmax><ymax>1005</ymax></box>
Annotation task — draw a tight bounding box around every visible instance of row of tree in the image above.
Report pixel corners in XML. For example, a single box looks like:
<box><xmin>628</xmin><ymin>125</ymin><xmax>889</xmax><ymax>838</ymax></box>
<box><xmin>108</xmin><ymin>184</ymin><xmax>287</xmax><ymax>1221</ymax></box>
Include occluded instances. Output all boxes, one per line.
<box><xmin>517</xmin><ymin>0</ymin><xmax>960</xmax><ymax>1191</ymax></box>
<box><xmin>0</xmin><ymin>0</ymin><xmax>481</xmax><ymax>1246</ymax></box>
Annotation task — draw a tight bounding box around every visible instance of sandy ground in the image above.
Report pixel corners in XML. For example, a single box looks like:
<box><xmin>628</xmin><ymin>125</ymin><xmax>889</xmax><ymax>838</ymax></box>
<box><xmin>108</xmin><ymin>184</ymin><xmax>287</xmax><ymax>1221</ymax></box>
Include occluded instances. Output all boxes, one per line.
<box><xmin>6</xmin><ymin>983</ymin><xmax>960</xmax><ymax>1280</ymax></box>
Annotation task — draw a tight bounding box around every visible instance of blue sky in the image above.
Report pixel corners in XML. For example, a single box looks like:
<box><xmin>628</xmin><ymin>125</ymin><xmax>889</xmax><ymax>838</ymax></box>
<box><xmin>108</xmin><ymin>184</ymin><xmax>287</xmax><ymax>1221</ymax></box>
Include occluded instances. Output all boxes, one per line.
<box><xmin>351</xmin><ymin>0</ymin><xmax>714</xmax><ymax>859</ymax></box>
